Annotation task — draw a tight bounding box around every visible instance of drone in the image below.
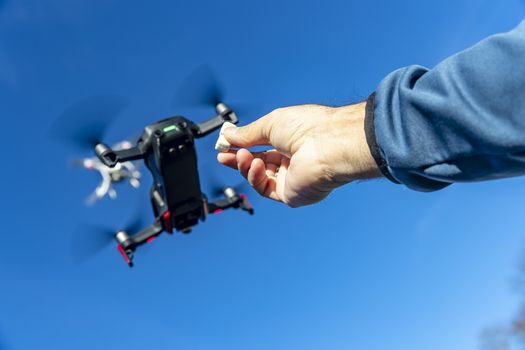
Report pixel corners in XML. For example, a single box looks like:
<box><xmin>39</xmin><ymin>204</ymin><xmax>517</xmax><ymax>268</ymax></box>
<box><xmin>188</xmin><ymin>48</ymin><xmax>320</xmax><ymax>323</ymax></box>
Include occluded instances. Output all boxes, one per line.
<box><xmin>54</xmin><ymin>67</ymin><xmax>257</xmax><ymax>267</ymax></box>
<box><xmin>93</xmin><ymin>102</ymin><xmax>254</xmax><ymax>267</ymax></box>
<box><xmin>76</xmin><ymin>140</ymin><xmax>141</xmax><ymax>206</ymax></box>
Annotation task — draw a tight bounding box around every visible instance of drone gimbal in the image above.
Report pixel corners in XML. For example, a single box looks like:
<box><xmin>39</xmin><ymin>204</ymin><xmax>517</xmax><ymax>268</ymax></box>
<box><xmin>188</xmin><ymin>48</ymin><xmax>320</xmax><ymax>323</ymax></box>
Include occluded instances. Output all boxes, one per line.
<box><xmin>94</xmin><ymin>103</ymin><xmax>254</xmax><ymax>267</ymax></box>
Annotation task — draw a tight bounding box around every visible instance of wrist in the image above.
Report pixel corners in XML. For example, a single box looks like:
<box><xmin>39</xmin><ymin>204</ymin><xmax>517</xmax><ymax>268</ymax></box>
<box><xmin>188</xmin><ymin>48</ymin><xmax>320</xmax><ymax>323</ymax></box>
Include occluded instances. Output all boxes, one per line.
<box><xmin>328</xmin><ymin>102</ymin><xmax>383</xmax><ymax>183</ymax></box>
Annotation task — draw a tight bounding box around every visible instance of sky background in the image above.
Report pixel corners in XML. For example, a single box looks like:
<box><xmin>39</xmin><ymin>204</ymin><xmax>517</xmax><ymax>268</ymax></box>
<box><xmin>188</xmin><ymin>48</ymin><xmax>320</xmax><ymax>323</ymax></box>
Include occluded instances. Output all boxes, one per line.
<box><xmin>1</xmin><ymin>1</ymin><xmax>525</xmax><ymax>349</ymax></box>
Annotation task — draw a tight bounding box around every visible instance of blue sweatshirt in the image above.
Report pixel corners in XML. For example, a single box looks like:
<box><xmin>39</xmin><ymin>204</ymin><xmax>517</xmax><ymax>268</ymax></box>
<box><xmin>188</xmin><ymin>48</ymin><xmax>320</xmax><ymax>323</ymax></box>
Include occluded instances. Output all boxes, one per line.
<box><xmin>366</xmin><ymin>19</ymin><xmax>525</xmax><ymax>191</ymax></box>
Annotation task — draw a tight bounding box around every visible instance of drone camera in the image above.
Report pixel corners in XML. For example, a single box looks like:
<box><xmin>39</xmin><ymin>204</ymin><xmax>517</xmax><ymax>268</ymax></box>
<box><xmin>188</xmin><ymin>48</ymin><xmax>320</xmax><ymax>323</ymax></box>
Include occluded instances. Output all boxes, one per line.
<box><xmin>95</xmin><ymin>143</ymin><xmax>118</xmax><ymax>167</ymax></box>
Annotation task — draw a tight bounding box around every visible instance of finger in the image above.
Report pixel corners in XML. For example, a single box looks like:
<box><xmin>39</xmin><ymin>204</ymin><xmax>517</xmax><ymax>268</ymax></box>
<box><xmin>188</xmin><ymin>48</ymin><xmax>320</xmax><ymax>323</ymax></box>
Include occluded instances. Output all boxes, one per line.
<box><xmin>263</xmin><ymin>149</ymin><xmax>285</xmax><ymax>166</ymax></box>
<box><xmin>217</xmin><ymin>152</ymin><xmax>238</xmax><ymax>169</ymax></box>
<box><xmin>275</xmin><ymin>156</ymin><xmax>290</xmax><ymax>203</ymax></box>
<box><xmin>266</xmin><ymin>163</ymin><xmax>278</xmax><ymax>177</ymax></box>
<box><xmin>247</xmin><ymin>158</ymin><xmax>268</xmax><ymax>194</ymax></box>
<box><xmin>236</xmin><ymin>148</ymin><xmax>254</xmax><ymax>178</ymax></box>
<box><xmin>217</xmin><ymin>149</ymin><xmax>285</xmax><ymax>170</ymax></box>
<box><xmin>247</xmin><ymin>158</ymin><xmax>281</xmax><ymax>202</ymax></box>
<box><xmin>223</xmin><ymin>113</ymin><xmax>274</xmax><ymax>148</ymax></box>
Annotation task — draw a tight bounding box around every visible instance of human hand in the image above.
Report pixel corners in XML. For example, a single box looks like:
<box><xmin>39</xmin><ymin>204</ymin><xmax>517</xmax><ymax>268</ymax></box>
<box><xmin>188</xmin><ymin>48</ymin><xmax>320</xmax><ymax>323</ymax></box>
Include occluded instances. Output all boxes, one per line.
<box><xmin>217</xmin><ymin>102</ymin><xmax>382</xmax><ymax>207</ymax></box>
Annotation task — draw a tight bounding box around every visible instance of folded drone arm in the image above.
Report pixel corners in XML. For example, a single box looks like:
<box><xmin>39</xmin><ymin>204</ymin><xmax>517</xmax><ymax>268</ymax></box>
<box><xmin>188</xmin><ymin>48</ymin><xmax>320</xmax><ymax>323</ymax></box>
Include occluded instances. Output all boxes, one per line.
<box><xmin>193</xmin><ymin>103</ymin><xmax>239</xmax><ymax>138</ymax></box>
<box><xmin>208</xmin><ymin>193</ymin><xmax>254</xmax><ymax>215</ymax></box>
<box><xmin>95</xmin><ymin>143</ymin><xmax>146</xmax><ymax>167</ymax></box>
<box><xmin>116</xmin><ymin>220</ymin><xmax>164</xmax><ymax>267</ymax></box>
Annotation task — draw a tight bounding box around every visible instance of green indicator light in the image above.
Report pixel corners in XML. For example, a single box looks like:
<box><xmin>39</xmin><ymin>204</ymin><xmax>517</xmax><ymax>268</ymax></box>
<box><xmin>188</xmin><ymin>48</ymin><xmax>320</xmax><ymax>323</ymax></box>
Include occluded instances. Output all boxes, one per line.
<box><xmin>163</xmin><ymin>125</ymin><xmax>178</xmax><ymax>133</ymax></box>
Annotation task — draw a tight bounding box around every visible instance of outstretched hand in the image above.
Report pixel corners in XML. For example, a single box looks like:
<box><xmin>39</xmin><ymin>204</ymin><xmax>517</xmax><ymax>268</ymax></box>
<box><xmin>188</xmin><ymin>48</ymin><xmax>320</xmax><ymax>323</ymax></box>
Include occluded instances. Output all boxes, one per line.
<box><xmin>217</xmin><ymin>103</ymin><xmax>382</xmax><ymax>207</ymax></box>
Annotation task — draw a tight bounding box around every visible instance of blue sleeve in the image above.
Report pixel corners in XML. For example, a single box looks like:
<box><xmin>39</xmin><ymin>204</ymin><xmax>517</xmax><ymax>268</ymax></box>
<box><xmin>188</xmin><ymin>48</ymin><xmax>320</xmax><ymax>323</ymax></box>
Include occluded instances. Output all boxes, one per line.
<box><xmin>367</xmin><ymin>19</ymin><xmax>525</xmax><ymax>191</ymax></box>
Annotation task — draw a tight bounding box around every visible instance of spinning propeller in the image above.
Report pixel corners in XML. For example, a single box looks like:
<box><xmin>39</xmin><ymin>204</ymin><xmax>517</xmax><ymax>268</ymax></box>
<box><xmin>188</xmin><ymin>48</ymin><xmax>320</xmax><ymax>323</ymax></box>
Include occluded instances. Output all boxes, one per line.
<box><xmin>70</xmin><ymin>211</ymin><xmax>145</xmax><ymax>264</ymax></box>
<box><xmin>173</xmin><ymin>65</ymin><xmax>225</xmax><ymax>109</ymax></box>
<box><xmin>51</xmin><ymin>95</ymin><xmax>129</xmax><ymax>151</ymax></box>
<box><xmin>52</xmin><ymin>65</ymin><xmax>258</xmax><ymax>151</ymax></box>
<box><xmin>172</xmin><ymin>65</ymin><xmax>261</xmax><ymax>118</ymax></box>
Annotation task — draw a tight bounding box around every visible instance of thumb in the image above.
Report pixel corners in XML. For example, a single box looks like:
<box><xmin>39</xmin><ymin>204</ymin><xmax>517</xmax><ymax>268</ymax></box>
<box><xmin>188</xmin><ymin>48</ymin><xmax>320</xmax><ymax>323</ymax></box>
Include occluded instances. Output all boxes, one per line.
<box><xmin>223</xmin><ymin>114</ymin><xmax>273</xmax><ymax>148</ymax></box>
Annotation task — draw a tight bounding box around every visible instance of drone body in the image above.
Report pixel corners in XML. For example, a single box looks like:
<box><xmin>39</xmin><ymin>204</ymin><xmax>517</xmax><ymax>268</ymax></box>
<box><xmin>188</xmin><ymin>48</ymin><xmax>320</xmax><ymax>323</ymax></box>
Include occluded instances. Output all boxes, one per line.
<box><xmin>94</xmin><ymin>103</ymin><xmax>253</xmax><ymax>267</ymax></box>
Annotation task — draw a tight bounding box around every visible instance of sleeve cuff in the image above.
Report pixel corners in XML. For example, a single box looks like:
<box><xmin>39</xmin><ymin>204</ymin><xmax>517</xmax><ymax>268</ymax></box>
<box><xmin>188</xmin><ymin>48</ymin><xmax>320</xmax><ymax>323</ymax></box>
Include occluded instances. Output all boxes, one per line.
<box><xmin>364</xmin><ymin>92</ymin><xmax>400</xmax><ymax>184</ymax></box>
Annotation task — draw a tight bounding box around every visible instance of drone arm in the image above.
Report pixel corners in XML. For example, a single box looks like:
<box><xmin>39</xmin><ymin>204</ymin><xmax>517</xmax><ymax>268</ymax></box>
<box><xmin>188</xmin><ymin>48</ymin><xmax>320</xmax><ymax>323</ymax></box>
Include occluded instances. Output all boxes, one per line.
<box><xmin>193</xmin><ymin>103</ymin><xmax>238</xmax><ymax>138</ymax></box>
<box><xmin>208</xmin><ymin>193</ymin><xmax>254</xmax><ymax>215</ymax></box>
<box><xmin>129</xmin><ymin>220</ymin><xmax>164</xmax><ymax>248</ymax></box>
<box><xmin>113</xmin><ymin>147</ymin><xmax>145</xmax><ymax>162</ymax></box>
<box><xmin>208</xmin><ymin>198</ymin><xmax>232</xmax><ymax>214</ymax></box>
<box><xmin>95</xmin><ymin>143</ymin><xmax>145</xmax><ymax>167</ymax></box>
<box><xmin>116</xmin><ymin>220</ymin><xmax>164</xmax><ymax>267</ymax></box>
<box><xmin>118</xmin><ymin>220</ymin><xmax>163</xmax><ymax>252</ymax></box>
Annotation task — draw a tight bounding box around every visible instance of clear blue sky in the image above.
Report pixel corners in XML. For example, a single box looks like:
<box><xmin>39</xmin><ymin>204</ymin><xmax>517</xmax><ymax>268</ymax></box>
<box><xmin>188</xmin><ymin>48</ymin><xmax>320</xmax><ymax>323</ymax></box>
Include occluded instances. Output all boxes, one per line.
<box><xmin>1</xmin><ymin>1</ymin><xmax>525</xmax><ymax>349</ymax></box>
